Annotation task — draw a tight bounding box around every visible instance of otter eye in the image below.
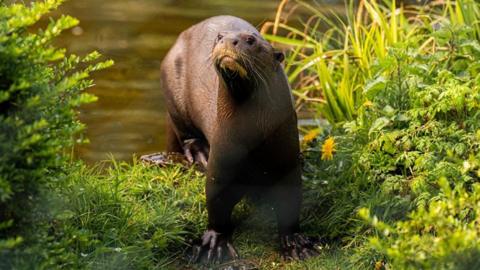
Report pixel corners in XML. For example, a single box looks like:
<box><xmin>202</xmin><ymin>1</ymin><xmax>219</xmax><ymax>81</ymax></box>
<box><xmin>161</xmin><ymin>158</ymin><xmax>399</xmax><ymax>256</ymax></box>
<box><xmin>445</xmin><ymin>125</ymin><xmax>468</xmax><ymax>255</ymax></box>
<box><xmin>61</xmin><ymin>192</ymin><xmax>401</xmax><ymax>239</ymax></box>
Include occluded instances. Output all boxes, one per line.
<box><xmin>217</xmin><ymin>34</ymin><xmax>223</xmax><ymax>41</ymax></box>
<box><xmin>246</xmin><ymin>36</ymin><xmax>255</xmax><ymax>45</ymax></box>
<box><xmin>274</xmin><ymin>51</ymin><xmax>285</xmax><ymax>63</ymax></box>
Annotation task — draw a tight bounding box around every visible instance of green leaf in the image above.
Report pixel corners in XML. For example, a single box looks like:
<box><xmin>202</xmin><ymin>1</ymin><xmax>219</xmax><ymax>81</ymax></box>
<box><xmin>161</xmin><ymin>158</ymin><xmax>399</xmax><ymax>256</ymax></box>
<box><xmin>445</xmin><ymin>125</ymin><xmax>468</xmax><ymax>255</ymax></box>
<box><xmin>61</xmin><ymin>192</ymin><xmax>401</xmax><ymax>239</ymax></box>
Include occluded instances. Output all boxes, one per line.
<box><xmin>364</xmin><ymin>76</ymin><xmax>387</xmax><ymax>99</ymax></box>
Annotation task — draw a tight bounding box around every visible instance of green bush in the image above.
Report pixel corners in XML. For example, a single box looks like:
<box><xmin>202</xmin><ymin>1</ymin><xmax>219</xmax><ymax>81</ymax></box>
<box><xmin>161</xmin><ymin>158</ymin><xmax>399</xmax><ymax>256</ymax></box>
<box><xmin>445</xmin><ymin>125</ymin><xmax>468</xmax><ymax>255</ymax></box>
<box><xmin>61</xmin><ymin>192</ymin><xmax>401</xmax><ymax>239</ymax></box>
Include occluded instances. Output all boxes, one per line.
<box><xmin>265</xmin><ymin>0</ymin><xmax>480</xmax><ymax>125</ymax></box>
<box><xmin>361</xmin><ymin>181</ymin><xmax>480</xmax><ymax>269</ymax></box>
<box><xmin>0</xmin><ymin>0</ymin><xmax>111</xmax><ymax>251</ymax></box>
<box><xmin>300</xmin><ymin>8</ymin><xmax>480</xmax><ymax>269</ymax></box>
<box><xmin>357</xmin><ymin>23</ymin><xmax>480</xmax><ymax>268</ymax></box>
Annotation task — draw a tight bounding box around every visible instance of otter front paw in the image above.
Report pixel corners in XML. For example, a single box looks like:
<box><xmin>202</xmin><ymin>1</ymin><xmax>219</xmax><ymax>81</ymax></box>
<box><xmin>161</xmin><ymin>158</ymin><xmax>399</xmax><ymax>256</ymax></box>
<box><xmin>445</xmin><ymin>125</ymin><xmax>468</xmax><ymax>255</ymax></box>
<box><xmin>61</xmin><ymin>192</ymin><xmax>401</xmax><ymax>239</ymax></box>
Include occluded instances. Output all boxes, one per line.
<box><xmin>280</xmin><ymin>233</ymin><xmax>320</xmax><ymax>261</ymax></box>
<box><xmin>190</xmin><ymin>230</ymin><xmax>240</xmax><ymax>265</ymax></box>
<box><xmin>183</xmin><ymin>138</ymin><xmax>208</xmax><ymax>169</ymax></box>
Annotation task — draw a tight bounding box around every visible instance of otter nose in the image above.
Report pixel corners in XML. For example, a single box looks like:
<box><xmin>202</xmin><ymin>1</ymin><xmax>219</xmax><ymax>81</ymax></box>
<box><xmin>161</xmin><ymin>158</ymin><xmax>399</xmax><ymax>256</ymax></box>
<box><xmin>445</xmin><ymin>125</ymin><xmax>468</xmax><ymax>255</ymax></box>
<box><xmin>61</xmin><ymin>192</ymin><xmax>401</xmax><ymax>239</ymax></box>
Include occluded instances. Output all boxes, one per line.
<box><xmin>220</xmin><ymin>33</ymin><xmax>256</xmax><ymax>48</ymax></box>
<box><xmin>244</xmin><ymin>34</ymin><xmax>256</xmax><ymax>45</ymax></box>
<box><xmin>235</xmin><ymin>34</ymin><xmax>256</xmax><ymax>46</ymax></box>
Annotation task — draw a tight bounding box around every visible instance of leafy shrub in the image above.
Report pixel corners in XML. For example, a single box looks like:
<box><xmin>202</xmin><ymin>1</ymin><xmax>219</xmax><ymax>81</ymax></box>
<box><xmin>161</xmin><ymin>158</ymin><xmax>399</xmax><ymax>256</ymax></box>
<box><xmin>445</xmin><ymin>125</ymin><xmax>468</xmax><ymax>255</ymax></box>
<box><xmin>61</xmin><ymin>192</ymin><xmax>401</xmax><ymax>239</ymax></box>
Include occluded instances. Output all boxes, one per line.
<box><xmin>0</xmin><ymin>0</ymin><xmax>111</xmax><ymax>251</ymax></box>
<box><xmin>356</xmin><ymin>23</ymin><xmax>480</xmax><ymax>268</ymax></box>
<box><xmin>360</xmin><ymin>181</ymin><xmax>480</xmax><ymax>269</ymax></box>
<box><xmin>264</xmin><ymin>0</ymin><xmax>480</xmax><ymax>268</ymax></box>
<box><xmin>299</xmin><ymin>6</ymin><xmax>480</xmax><ymax>269</ymax></box>
<box><xmin>264</xmin><ymin>0</ymin><xmax>480</xmax><ymax>124</ymax></box>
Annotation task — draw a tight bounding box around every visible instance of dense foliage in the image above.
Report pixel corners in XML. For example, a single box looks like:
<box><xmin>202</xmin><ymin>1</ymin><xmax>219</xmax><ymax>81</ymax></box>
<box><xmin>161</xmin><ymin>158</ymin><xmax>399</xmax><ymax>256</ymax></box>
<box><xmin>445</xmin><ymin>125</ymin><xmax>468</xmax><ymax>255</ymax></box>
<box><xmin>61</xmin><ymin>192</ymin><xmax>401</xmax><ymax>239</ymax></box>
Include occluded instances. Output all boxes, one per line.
<box><xmin>288</xmin><ymin>0</ymin><xmax>480</xmax><ymax>268</ymax></box>
<box><xmin>4</xmin><ymin>0</ymin><xmax>480</xmax><ymax>269</ymax></box>
<box><xmin>264</xmin><ymin>0</ymin><xmax>480</xmax><ymax>123</ymax></box>
<box><xmin>359</xmin><ymin>25</ymin><xmax>480</xmax><ymax>268</ymax></box>
<box><xmin>0</xmin><ymin>0</ymin><xmax>111</xmax><ymax>259</ymax></box>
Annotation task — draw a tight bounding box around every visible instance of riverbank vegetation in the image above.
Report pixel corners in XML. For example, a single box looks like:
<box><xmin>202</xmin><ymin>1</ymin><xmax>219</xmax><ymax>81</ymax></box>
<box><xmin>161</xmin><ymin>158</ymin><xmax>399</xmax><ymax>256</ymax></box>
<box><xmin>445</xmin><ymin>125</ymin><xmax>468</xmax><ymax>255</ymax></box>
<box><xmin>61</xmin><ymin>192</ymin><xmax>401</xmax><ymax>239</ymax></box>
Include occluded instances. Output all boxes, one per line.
<box><xmin>267</xmin><ymin>0</ymin><xmax>480</xmax><ymax>268</ymax></box>
<box><xmin>2</xmin><ymin>0</ymin><xmax>480</xmax><ymax>269</ymax></box>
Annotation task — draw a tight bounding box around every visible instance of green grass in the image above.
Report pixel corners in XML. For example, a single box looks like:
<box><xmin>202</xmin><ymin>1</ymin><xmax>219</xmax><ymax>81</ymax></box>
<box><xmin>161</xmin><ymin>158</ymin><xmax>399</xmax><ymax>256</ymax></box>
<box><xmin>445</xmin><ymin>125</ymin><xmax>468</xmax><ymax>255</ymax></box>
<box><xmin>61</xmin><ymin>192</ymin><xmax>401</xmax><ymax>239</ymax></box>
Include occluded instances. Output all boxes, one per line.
<box><xmin>262</xmin><ymin>0</ymin><xmax>480</xmax><ymax>125</ymax></box>
<box><xmin>233</xmin><ymin>220</ymin><xmax>352</xmax><ymax>270</ymax></box>
<box><xmin>58</xmin><ymin>161</ymin><xmax>356</xmax><ymax>269</ymax></box>
<box><xmin>1</xmin><ymin>158</ymin><xmax>355</xmax><ymax>269</ymax></box>
<box><xmin>58</xmin><ymin>160</ymin><xmax>207</xmax><ymax>269</ymax></box>
<box><xmin>1</xmin><ymin>160</ymin><xmax>208</xmax><ymax>269</ymax></box>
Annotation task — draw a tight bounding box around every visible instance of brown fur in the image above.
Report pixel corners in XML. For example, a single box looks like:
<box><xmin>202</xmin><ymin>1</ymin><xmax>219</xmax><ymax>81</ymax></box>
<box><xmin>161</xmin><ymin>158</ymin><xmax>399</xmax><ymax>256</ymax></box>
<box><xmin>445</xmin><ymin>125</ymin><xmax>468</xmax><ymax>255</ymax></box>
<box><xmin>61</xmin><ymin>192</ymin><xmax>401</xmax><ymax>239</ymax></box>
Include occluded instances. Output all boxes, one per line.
<box><xmin>160</xmin><ymin>15</ymin><xmax>318</xmax><ymax>263</ymax></box>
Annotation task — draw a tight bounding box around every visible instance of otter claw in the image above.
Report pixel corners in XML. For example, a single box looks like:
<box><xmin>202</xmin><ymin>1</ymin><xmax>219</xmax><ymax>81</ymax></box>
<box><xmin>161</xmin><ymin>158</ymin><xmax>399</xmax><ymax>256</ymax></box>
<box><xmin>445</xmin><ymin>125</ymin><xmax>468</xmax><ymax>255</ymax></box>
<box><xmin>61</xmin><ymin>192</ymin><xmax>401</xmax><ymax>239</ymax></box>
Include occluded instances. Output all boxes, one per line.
<box><xmin>280</xmin><ymin>233</ymin><xmax>320</xmax><ymax>261</ymax></box>
<box><xmin>182</xmin><ymin>139</ymin><xmax>209</xmax><ymax>169</ymax></box>
<box><xmin>191</xmin><ymin>244</ymin><xmax>202</xmax><ymax>263</ymax></box>
<box><xmin>226</xmin><ymin>242</ymin><xmax>240</xmax><ymax>259</ymax></box>
<box><xmin>189</xmin><ymin>229</ymin><xmax>239</xmax><ymax>265</ymax></box>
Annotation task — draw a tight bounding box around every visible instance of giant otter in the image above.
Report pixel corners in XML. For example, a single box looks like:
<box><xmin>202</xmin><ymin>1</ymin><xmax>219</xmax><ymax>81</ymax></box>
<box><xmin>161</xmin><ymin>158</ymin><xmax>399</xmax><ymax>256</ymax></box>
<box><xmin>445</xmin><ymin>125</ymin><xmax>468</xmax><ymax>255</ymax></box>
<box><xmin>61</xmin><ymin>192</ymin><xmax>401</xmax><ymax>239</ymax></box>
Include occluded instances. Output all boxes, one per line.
<box><xmin>160</xmin><ymin>15</ymin><xmax>318</xmax><ymax>263</ymax></box>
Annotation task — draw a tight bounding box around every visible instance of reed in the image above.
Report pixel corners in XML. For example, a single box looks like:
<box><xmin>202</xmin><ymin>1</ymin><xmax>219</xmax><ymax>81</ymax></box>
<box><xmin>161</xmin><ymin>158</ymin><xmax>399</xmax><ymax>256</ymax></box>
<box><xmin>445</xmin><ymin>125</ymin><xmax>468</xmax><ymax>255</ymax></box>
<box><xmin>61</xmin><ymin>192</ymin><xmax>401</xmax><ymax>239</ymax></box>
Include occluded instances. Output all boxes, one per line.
<box><xmin>262</xmin><ymin>0</ymin><xmax>480</xmax><ymax>125</ymax></box>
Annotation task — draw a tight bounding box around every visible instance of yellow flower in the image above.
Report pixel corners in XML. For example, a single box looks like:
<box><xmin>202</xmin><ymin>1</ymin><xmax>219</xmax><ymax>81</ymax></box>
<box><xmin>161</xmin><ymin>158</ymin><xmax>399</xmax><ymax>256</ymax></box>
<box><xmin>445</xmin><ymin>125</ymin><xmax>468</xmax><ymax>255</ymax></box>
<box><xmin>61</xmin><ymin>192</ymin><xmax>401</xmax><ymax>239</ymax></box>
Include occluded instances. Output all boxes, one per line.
<box><xmin>321</xmin><ymin>137</ymin><xmax>336</xmax><ymax>160</ymax></box>
<box><xmin>363</xmin><ymin>100</ymin><xmax>373</xmax><ymax>107</ymax></box>
<box><xmin>302</xmin><ymin>128</ymin><xmax>320</xmax><ymax>144</ymax></box>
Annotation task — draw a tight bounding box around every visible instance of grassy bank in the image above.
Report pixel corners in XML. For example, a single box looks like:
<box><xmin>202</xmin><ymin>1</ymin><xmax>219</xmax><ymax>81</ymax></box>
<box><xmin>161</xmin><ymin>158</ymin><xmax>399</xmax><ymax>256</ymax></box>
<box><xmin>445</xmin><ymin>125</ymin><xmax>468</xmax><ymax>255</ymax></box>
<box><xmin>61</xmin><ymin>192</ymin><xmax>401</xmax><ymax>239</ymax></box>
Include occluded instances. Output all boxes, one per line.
<box><xmin>19</xmin><ymin>160</ymin><xmax>354</xmax><ymax>270</ymax></box>
<box><xmin>2</xmin><ymin>160</ymin><xmax>206</xmax><ymax>269</ymax></box>
<box><xmin>3</xmin><ymin>0</ymin><xmax>480</xmax><ymax>269</ymax></box>
<box><xmin>1</xmin><ymin>157</ymin><xmax>352</xmax><ymax>269</ymax></box>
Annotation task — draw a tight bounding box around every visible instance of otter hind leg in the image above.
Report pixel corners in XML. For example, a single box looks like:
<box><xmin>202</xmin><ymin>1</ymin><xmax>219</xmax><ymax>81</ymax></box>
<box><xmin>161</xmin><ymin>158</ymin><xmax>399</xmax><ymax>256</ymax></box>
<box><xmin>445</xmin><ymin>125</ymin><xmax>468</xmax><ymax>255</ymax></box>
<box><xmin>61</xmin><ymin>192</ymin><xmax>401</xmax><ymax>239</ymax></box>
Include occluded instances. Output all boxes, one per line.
<box><xmin>271</xmin><ymin>167</ymin><xmax>321</xmax><ymax>261</ymax></box>
<box><xmin>165</xmin><ymin>113</ymin><xmax>183</xmax><ymax>153</ymax></box>
<box><xmin>183</xmin><ymin>138</ymin><xmax>209</xmax><ymax>169</ymax></box>
<box><xmin>165</xmin><ymin>113</ymin><xmax>209</xmax><ymax>169</ymax></box>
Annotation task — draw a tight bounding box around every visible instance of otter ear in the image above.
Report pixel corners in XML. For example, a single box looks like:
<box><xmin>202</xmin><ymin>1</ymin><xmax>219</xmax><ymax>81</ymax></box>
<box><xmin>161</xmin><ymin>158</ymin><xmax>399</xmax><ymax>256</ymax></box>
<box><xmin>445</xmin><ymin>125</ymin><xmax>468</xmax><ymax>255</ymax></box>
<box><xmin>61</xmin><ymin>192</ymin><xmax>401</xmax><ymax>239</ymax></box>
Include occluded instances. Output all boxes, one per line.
<box><xmin>274</xmin><ymin>51</ymin><xmax>285</xmax><ymax>63</ymax></box>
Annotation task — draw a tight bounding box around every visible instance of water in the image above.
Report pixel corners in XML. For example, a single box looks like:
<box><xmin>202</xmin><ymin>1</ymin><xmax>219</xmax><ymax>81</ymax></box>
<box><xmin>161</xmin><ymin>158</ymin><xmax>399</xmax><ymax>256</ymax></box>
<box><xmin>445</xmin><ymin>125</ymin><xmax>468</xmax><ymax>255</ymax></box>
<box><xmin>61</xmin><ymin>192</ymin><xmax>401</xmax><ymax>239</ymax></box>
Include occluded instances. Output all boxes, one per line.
<box><xmin>55</xmin><ymin>0</ymin><xmax>340</xmax><ymax>163</ymax></box>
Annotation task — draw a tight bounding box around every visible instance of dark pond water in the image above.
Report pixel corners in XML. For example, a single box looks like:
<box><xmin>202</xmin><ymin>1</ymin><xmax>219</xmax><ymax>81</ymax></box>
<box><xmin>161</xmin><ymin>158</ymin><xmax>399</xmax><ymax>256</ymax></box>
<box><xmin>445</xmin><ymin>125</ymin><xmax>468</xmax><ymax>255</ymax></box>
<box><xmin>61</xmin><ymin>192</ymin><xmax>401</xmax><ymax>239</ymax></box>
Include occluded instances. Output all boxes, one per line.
<box><xmin>55</xmin><ymin>0</ymin><xmax>341</xmax><ymax>163</ymax></box>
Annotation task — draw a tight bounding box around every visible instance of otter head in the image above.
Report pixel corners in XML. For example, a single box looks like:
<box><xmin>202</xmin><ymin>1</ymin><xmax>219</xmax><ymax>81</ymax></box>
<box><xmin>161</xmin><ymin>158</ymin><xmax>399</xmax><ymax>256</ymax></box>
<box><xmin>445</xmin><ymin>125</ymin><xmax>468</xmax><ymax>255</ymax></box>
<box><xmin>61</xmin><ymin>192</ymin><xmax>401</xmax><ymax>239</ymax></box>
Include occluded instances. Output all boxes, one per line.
<box><xmin>211</xmin><ymin>31</ymin><xmax>284</xmax><ymax>101</ymax></box>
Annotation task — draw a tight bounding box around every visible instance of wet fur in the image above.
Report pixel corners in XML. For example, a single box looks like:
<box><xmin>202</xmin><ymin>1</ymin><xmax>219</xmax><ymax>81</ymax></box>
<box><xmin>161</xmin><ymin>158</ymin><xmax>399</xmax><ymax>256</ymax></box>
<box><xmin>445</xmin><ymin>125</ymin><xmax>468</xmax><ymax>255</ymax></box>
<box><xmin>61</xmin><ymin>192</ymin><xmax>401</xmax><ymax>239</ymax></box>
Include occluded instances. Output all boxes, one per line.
<box><xmin>160</xmin><ymin>15</ymin><xmax>315</xmax><ymax>262</ymax></box>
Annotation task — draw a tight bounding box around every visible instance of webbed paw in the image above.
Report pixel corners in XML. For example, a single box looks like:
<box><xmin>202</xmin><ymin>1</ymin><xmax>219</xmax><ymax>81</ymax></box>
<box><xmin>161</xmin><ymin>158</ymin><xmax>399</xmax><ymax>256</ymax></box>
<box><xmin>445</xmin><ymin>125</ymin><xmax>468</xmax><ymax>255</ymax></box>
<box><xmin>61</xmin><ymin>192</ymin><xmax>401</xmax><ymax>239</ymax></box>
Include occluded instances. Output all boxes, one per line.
<box><xmin>280</xmin><ymin>233</ymin><xmax>320</xmax><ymax>261</ymax></box>
<box><xmin>190</xmin><ymin>230</ymin><xmax>240</xmax><ymax>265</ymax></box>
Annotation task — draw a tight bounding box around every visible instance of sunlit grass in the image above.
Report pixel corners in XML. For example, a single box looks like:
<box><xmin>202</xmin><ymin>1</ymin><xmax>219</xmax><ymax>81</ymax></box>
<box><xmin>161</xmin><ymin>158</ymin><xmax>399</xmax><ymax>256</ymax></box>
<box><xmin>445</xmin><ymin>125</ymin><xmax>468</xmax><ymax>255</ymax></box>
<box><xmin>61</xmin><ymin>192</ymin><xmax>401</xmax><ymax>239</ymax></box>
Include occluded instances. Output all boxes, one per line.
<box><xmin>43</xmin><ymin>160</ymin><xmax>208</xmax><ymax>269</ymax></box>
<box><xmin>48</xmin><ymin>160</ymin><xmax>355</xmax><ymax>269</ymax></box>
<box><xmin>262</xmin><ymin>0</ymin><xmax>480</xmax><ymax>125</ymax></box>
